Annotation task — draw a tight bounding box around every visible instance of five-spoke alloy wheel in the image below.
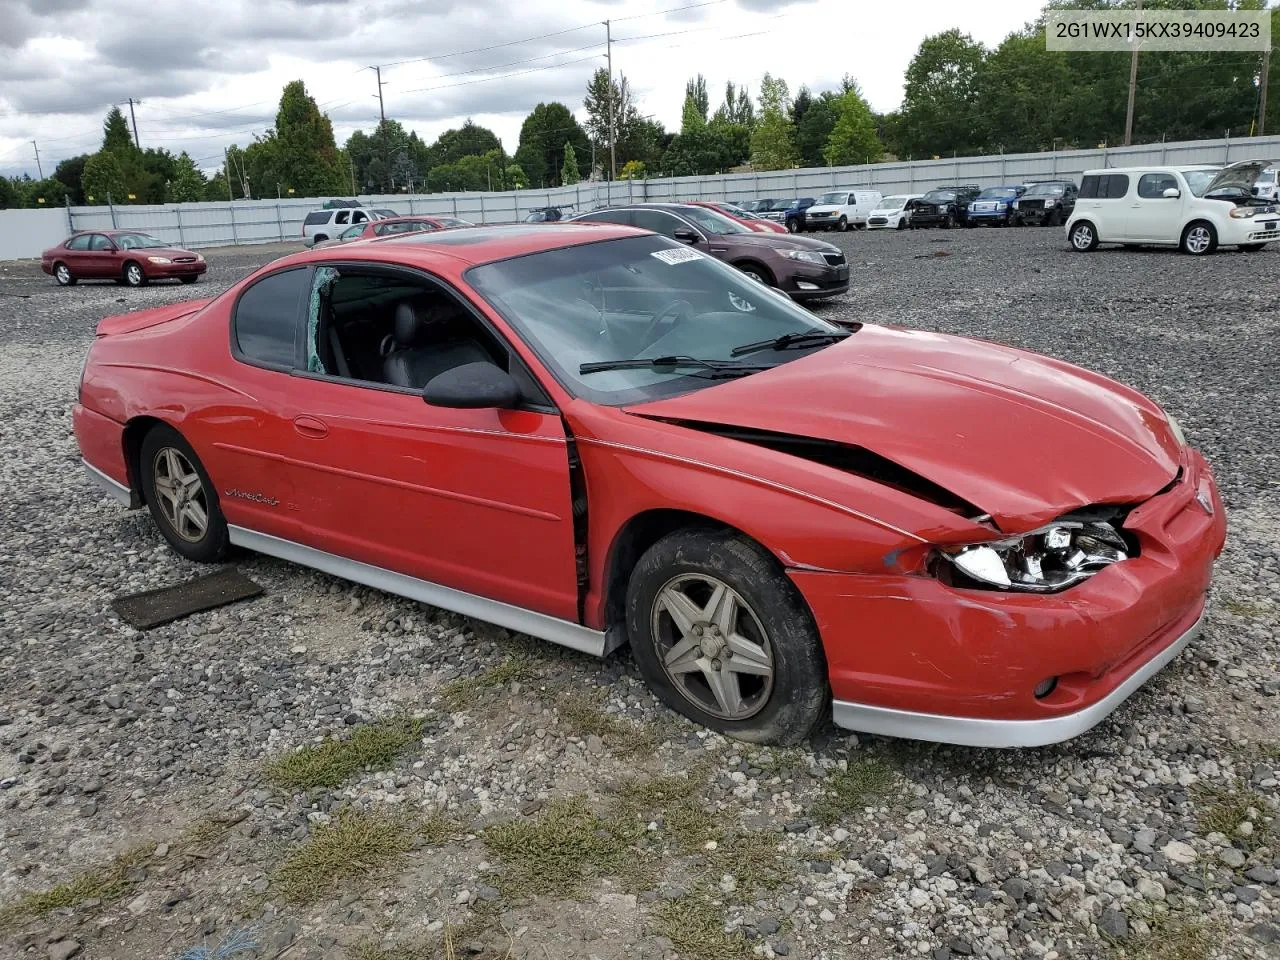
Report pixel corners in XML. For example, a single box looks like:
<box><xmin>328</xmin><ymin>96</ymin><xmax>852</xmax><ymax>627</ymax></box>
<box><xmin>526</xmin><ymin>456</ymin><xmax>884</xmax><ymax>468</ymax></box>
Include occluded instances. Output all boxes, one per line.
<box><xmin>139</xmin><ymin>425</ymin><xmax>230</xmax><ymax>562</ymax></box>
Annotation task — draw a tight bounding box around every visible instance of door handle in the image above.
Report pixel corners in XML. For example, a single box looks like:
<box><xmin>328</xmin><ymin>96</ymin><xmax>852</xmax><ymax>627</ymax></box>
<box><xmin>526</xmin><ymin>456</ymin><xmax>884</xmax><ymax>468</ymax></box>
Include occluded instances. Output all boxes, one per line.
<box><xmin>1130</xmin><ymin>203</ymin><xmax>1142</xmax><ymax>208</ymax></box>
<box><xmin>293</xmin><ymin>415</ymin><xmax>329</xmax><ymax>438</ymax></box>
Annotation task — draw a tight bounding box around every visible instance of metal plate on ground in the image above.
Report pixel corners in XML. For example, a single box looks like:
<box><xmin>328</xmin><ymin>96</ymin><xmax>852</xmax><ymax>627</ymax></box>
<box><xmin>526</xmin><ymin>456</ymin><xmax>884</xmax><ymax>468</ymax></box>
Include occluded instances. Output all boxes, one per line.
<box><xmin>111</xmin><ymin>567</ymin><xmax>263</xmax><ymax>630</ymax></box>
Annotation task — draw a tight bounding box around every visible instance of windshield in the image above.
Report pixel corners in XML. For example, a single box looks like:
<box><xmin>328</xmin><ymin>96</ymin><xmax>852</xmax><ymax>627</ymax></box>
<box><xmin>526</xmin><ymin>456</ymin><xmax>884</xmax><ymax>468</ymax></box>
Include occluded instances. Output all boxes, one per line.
<box><xmin>1259</xmin><ymin>169</ymin><xmax>1278</xmax><ymax>183</ymax></box>
<box><xmin>466</xmin><ymin>235</ymin><xmax>844</xmax><ymax>405</ymax></box>
<box><xmin>819</xmin><ymin>191</ymin><xmax>846</xmax><ymax>204</ymax></box>
<box><xmin>114</xmin><ymin>233</ymin><xmax>169</xmax><ymax>249</ymax></box>
<box><xmin>711</xmin><ymin>202</ymin><xmax>756</xmax><ymax>220</ymax></box>
<box><xmin>679</xmin><ymin>205</ymin><xmax>751</xmax><ymax>235</ymax></box>
<box><xmin>922</xmin><ymin>190</ymin><xmax>955</xmax><ymax>203</ymax></box>
<box><xmin>876</xmin><ymin>196</ymin><xmax>909</xmax><ymax>211</ymax></box>
<box><xmin>977</xmin><ymin>188</ymin><xmax>1017</xmax><ymax>200</ymax></box>
<box><xmin>1182</xmin><ymin>170</ymin><xmax>1219</xmax><ymax>197</ymax></box>
<box><xmin>1024</xmin><ymin>183</ymin><xmax>1065</xmax><ymax>197</ymax></box>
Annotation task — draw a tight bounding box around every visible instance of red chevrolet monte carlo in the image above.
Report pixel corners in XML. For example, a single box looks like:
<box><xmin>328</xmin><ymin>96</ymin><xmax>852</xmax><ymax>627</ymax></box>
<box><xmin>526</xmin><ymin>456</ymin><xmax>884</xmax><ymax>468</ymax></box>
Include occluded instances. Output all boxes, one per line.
<box><xmin>73</xmin><ymin>224</ymin><xmax>1226</xmax><ymax>747</ymax></box>
<box><xmin>42</xmin><ymin>231</ymin><xmax>207</xmax><ymax>287</ymax></box>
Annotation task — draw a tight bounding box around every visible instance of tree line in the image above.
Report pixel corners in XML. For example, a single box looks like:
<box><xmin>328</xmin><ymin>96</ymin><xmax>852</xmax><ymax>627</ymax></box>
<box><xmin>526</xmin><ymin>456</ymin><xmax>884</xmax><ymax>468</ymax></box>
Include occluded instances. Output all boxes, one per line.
<box><xmin>3</xmin><ymin>0</ymin><xmax>1276</xmax><ymax>209</ymax></box>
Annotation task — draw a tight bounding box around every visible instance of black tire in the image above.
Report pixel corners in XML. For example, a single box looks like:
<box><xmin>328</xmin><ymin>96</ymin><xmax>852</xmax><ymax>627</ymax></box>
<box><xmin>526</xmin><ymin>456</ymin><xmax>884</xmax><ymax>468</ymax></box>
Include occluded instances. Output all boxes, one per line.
<box><xmin>735</xmin><ymin>262</ymin><xmax>774</xmax><ymax>287</ymax></box>
<box><xmin>897</xmin><ymin>218</ymin><xmax>907</xmax><ymax>231</ymax></box>
<box><xmin>179</xmin><ymin>276</ymin><xmax>199</xmax><ymax>284</ymax></box>
<box><xmin>138</xmin><ymin>425</ymin><xmax>230</xmax><ymax>563</ymax></box>
<box><xmin>837</xmin><ymin>216</ymin><xmax>848</xmax><ymax>232</ymax></box>
<box><xmin>313</xmin><ymin>234</ymin><xmax>328</xmax><ymax>244</ymax></box>
<box><xmin>1240</xmin><ymin>243</ymin><xmax>1266</xmax><ymax>252</ymax></box>
<box><xmin>1068</xmin><ymin>220</ymin><xmax>1099</xmax><ymax>252</ymax></box>
<box><xmin>123</xmin><ymin>261</ymin><xmax>147</xmax><ymax>287</ymax></box>
<box><xmin>625</xmin><ymin>528</ymin><xmax>828</xmax><ymax>744</ymax></box>
<box><xmin>785</xmin><ymin>219</ymin><xmax>799</xmax><ymax>234</ymax></box>
<box><xmin>53</xmin><ymin>262</ymin><xmax>75</xmax><ymax>286</ymax></box>
<box><xmin>942</xmin><ymin>214</ymin><xmax>954</xmax><ymax>229</ymax></box>
<box><xmin>1180</xmin><ymin>220</ymin><xmax>1217</xmax><ymax>256</ymax></box>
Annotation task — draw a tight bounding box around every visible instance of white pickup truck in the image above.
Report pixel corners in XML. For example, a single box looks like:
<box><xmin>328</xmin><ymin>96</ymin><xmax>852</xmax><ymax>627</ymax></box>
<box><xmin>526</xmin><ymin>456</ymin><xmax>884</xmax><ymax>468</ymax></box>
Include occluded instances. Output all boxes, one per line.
<box><xmin>803</xmin><ymin>189</ymin><xmax>884</xmax><ymax>232</ymax></box>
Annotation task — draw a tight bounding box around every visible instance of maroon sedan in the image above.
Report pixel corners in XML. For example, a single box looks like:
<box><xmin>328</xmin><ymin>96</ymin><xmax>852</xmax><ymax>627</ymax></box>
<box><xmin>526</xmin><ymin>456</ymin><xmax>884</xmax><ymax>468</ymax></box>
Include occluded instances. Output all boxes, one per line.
<box><xmin>41</xmin><ymin>231</ymin><xmax>207</xmax><ymax>287</ymax></box>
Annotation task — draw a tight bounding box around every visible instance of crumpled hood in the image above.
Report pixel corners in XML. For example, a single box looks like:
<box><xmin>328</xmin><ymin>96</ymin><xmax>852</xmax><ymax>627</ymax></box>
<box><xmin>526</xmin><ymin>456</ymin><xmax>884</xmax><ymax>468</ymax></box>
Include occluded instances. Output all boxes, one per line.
<box><xmin>625</xmin><ymin>324</ymin><xmax>1182</xmax><ymax>533</ymax></box>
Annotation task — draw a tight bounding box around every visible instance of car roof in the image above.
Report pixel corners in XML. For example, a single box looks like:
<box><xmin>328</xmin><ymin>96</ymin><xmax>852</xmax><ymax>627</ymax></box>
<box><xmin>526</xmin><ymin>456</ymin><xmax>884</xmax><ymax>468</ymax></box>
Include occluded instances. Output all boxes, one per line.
<box><xmin>296</xmin><ymin>222</ymin><xmax>644</xmax><ymax>268</ymax></box>
<box><xmin>1080</xmin><ymin>165</ymin><xmax>1219</xmax><ymax>175</ymax></box>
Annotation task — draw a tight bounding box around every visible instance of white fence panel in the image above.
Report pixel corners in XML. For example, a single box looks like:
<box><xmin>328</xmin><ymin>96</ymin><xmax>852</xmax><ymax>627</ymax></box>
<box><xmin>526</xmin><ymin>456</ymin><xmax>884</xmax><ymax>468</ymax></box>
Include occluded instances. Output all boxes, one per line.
<box><xmin>4</xmin><ymin>134</ymin><xmax>1280</xmax><ymax>260</ymax></box>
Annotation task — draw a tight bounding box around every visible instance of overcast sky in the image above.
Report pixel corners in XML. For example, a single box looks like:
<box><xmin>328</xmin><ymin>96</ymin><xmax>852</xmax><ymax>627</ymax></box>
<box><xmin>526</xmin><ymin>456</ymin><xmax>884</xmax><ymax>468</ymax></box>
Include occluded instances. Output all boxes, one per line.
<box><xmin>0</xmin><ymin>0</ymin><xmax>1046</xmax><ymax>179</ymax></box>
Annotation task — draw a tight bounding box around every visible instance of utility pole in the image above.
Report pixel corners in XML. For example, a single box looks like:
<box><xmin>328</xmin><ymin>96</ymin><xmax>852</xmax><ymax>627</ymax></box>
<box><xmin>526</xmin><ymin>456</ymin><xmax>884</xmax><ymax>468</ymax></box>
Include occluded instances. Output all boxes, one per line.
<box><xmin>31</xmin><ymin>140</ymin><xmax>43</xmax><ymax>179</ymax></box>
<box><xmin>604</xmin><ymin>19</ymin><xmax>616</xmax><ymax>181</ymax></box>
<box><xmin>224</xmin><ymin>147</ymin><xmax>233</xmax><ymax>201</ymax></box>
<box><xmin>1123</xmin><ymin>0</ymin><xmax>1142</xmax><ymax>146</ymax></box>
<box><xmin>125</xmin><ymin>98</ymin><xmax>141</xmax><ymax>148</ymax></box>
<box><xmin>1260</xmin><ymin>44</ymin><xmax>1271</xmax><ymax>137</ymax></box>
<box><xmin>370</xmin><ymin>65</ymin><xmax>390</xmax><ymax>193</ymax></box>
<box><xmin>372</xmin><ymin>66</ymin><xmax>387</xmax><ymax>123</ymax></box>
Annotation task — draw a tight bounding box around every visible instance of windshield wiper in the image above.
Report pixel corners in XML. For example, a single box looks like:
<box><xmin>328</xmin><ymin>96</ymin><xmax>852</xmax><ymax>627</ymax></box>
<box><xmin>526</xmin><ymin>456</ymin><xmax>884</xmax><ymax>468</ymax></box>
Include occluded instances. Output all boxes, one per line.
<box><xmin>729</xmin><ymin>330</ymin><xmax>850</xmax><ymax>358</ymax></box>
<box><xmin>579</xmin><ymin>355</ymin><xmax>769</xmax><ymax>377</ymax></box>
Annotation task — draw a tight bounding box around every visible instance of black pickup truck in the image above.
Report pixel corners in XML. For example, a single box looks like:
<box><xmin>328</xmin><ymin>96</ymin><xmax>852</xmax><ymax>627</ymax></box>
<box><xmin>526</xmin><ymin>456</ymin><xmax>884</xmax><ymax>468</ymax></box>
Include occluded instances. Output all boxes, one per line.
<box><xmin>909</xmin><ymin>185</ymin><xmax>981</xmax><ymax>229</ymax></box>
<box><xmin>1013</xmin><ymin>180</ymin><xmax>1078</xmax><ymax>226</ymax></box>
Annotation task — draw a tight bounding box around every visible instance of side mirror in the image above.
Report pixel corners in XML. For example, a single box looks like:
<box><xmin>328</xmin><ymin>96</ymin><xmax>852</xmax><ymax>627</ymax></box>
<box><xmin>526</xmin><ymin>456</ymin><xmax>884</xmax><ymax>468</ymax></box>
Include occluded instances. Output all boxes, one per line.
<box><xmin>673</xmin><ymin>227</ymin><xmax>700</xmax><ymax>244</ymax></box>
<box><xmin>423</xmin><ymin>361</ymin><xmax>520</xmax><ymax>410</ymax></box>
<box><xmin>1162</xmin><ymin>187</ymin><xmax>1181</xmax><ymax>199</ymax></box>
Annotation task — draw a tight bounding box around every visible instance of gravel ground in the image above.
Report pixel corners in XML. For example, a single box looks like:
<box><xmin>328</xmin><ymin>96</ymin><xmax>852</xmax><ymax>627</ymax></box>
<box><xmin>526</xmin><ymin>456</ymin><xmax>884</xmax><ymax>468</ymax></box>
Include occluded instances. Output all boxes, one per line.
<box><xmin>0</xmin><ymin>229</ymin><xmax>1277</xmax><ymax>960</ymax></box>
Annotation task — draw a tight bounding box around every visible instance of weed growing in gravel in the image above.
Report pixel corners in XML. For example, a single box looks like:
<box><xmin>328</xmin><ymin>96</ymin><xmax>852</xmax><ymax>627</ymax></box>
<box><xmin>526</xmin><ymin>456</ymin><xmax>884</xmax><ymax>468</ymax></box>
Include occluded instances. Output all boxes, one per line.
<box><xmin>811</xmin><ymin>757</ymin><xmax>898</xmax><ymax>826</ymax></box>
<box><xmin>1108</xmin><ymin>910</ymin><xmax>1215</xmax><ymax>960</ymax></box>
<box><xmin>481</xmin><ymin>795</ymin><xmax>639</xmax><ymax>900</ymax></box>
<box><xmin>1219</xmin><ymin>598</ymin><xmax>1270</xmax><ymax>619</ymax></box>
<box><xmin>272</xmin><ymin>806</ymin><xmax>421</xmax><ymax>903</ymax></box>
<box><xmin>742</xmin><ymin>747</ymin><xmax>808</xmax><ymax>778</ymax></box>
<box><xmin>0</xmin><ymin>844</ymin><xmax>151</xmax><ymax>928</ymax></box>
<box><xmin>651</xmin><ymin>890</ymin><xmax>750</xmax><ymax>960</ymax></box>
<box><xmin>558</xmin><ymin>689</ymin><xmax>671</xmax><ymax>757</ymax></box>
<box><xmin>708</xmin><ymin>830</ymin><xmax>787</xmax><ymax>892</ymax></box>
<box><xmin>439</xmin><ymin>657</ymin><xmax>535</xmax><ymax>711</ymax></box>
<box><xmin>264</xmin><ymin>713</ymin><xmax>424</xmax><ymax>791</ymax></box>
<box><xmin>1193</xmin><ymin>782</ymin><xmax>1273</xmax><ymax>852</ymax></box>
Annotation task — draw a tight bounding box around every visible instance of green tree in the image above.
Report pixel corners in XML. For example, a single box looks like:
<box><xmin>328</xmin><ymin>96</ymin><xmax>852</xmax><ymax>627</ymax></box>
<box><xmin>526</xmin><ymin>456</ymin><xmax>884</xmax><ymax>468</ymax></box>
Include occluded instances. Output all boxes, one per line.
<box><xmin>584</xmin><ymin>68</ymin><xmax>637</xmax><ymax>174</ymax></box>
<box><xmin>791</xmin><ymin>85</ymin><xmax>812</xmax><ymax>127</ymax></box>
<box><xmin>53</xmin><ymin>155</ymin><xmax>90</xmax><ymax>204</ymax></box>
<box><xmin>824</xmin><ymin>83</ymin><xmax>883</xmax><ymax>165</ymax></box>
<box><xmin>514</xmin><ymin>102</ymin><xmax>591</xmax><ymax>187</ymax></box>
<box><xmin>684</xmin><ymin>75</ymin><xmax>709</xmax><ymax>124</ymax></box>
<box><xmin>102</xmin><ymin>106</ymin><xmax>134</xmax><ymax>154</ymax></box>
<box><xmin>794</xmin><ymin>91</ymin><xmax>839</xmax><ymax>167</ymax></box>
<box><xmin>249</xmin><ymin>80</ymin><xmax>346</xmax><ymax>197</ymax></box>
<box><xmin>896</xmin><ymin>29</ymin><xmax>987</xmax><ymax>157</ymax></box>
<box><xmin>750</xmin><ymin>73</ymin><xmax>797</xmax><ymax>170</ymax></box>
<box><xmin>619</xmin><ymin>159</ymin><xmax>646</xmax><ymax>180</ymax></box>
<box><xmin>165</xmin><ymin>152</ymin><xmax>207</xmax><ymax>202</ymax></box>
<box><xmin>426</xmin><ymin>120</ymin><xmax>502</xmax><ymax>168</ymax></box>
<box><xmin>560</xmin><ymin>142</ymin><xmax>581</xmax><ymax>185</ymax></box>
<box><xmin>505</xmin><ymin>163</ymin><xmax>528</xmax><ymax>189</ymax></box>
<box><xmin>81</xmin><ymin>151</ymin><xmax>127</xmax><ymax>203</ymax></box>
<box><xmin>0</xmin><ymin>177</ymin><xmax>15</xmax><ymax>209</ymax></box>
<box><xmin>20</xmin><ymin>177</ymin><xmax>68</xmax><ymax>207</ymax></box>
<box><xmin>202</xmin><ymin>170</ymin><xmax>233</xmax><ymax>202</ymax></box>
<box><xmin>713</xmin><ymin>81</ymin><xmax>755</xmax><ymax>128</ymax></box>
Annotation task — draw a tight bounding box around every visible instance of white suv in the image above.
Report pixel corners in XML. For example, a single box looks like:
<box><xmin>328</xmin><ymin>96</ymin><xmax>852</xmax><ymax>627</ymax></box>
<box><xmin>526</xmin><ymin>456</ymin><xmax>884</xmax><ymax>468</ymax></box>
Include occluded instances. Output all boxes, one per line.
<box><xmin>301</xmin><ymin>207</ymin><xmax>381</xmax><ymax>246</ymax></box>
<box><xmin>804</xmin><ymin>190</ymin><xmax>883</xmax><ymax>232</ymax></box>
<box><xmin>1065</xmin><ymin>159</ymin><xmax>1280</xmax><ymax>255</ymax></box>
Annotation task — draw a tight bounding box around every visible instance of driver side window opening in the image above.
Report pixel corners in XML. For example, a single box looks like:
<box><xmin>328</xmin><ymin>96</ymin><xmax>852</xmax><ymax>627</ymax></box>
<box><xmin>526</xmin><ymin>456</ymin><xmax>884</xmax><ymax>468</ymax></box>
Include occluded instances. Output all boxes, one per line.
<box><xmin>304</xmin><ymin>266</ymin><xmax>550</xmax><ymax>407</ymax></box>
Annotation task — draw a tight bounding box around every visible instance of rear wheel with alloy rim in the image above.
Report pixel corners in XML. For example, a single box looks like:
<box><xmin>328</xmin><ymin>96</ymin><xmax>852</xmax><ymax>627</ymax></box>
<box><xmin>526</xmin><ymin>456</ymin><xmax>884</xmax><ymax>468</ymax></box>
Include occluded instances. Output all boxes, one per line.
<box><xmin>139</xmin><ymin>425</ymin><xmax>229</xmax><ymax>562</ymax></box>
<box><xmin>626</xmin><ymin>528</ymin><xmax>828</xmax><ymax>744</ymax></box>
<box><xmin>123</xmin><ymin>262</ymin><xmax>146</xmax><ymax>287</ymax></box>
<box><xmin>1069</xmin><ymin>221</ymin><xmax>1098</xmax><ymax>251</ymax></box>
<box><xmin>54</xmin><ymin>262</ymin><xmax>74</xmax><ymax>286</ymax></box>
<box><xmin>1180</xmin><ymin>221</ymin><xmax>1217</xmax><ymax>255</ymax></box>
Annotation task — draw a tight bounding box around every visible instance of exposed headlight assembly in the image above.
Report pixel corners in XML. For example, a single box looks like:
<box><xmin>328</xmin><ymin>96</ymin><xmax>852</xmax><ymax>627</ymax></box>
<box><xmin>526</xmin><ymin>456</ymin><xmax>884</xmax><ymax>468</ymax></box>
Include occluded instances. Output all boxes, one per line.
<box><xmin>1229</xmin><ymin>206</ymin><xmax>1260</xmax><ymax>219</ymax></box>
<box><xmin>1044</xmin><ymin>198</ymin><xmax>1058</xmax><ymax>207</ymax></box>
<box><xmin>937</xmin><ymin>521</ymin><xmax>1130</xmax><ymax>593</ymax></box>
<box><xmin>782</xmin><ymin>249</ymin><xmax>828</xmax><ymax>265</ymax></box>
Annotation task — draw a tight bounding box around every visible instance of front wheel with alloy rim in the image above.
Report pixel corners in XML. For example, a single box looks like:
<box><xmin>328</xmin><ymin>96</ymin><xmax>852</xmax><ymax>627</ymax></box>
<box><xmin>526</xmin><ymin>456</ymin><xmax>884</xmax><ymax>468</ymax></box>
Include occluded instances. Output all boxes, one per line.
<box><xmin>785</xmin><ymin>219</ymin><xmax>799</xmax><ymax>234</ymax></box>
<box><xmin>139</xmin><ymin>425</ymin><xmax>230</xmax><ymax>562</ymax></box>
<box><xmin>736</xmin><ymin>264</ymin><xmax>772</xmax><ymax>286</ymax></box>
<box><xmin>837</xmin><ymin>216</ymin><xmax>848</xmax><ymax>232</ymax></box>
<box><xmin>53</xmin><ymin>262</ymin><xmax>75</xmax><ymax>286</ymax></box>
<box><xmin>1180</xmin><ymin>221</ymin><xmax>1217</xmax><ymax>255</ymax></box>
<box><xmin>123</xmin><ymin>262</ymin><xmax>147</xmax><ymax>287</ymax></box>
<box><xmin>626</xmin><ymin>528</ymin><xmax>828</xmax><ymax>744</ymax></box>
<box><xmin>1069</xmin><ymin>221</ymin><xmax>1098</xmax><ymax>251</ymax></box>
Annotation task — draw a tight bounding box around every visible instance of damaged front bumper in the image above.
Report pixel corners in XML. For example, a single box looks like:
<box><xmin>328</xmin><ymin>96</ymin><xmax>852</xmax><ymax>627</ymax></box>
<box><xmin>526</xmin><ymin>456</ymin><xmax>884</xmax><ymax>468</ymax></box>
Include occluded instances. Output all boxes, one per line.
<box><xmin>792</xmin><ymin>448</ymin><xmax>1226</xmax><ymax>747</ymax></box>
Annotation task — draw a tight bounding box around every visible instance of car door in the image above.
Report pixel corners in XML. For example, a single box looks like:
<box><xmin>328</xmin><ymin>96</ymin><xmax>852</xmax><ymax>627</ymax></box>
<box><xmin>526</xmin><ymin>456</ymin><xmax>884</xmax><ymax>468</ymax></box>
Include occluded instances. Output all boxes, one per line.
<box><xmin>351</xmin><ymin>210</ymin><xmax>369</xmax><ymax>226</ymax></box>
<box><xmin>85</xmin><ymin>233</ymin><xmax>120</xmax><ymax>278</ymax></box>
<box><xmin>62</xmin><ymin>234</ymin><xmax>93</xmax><ymax>276</ymax></box>
<box><xmin>1124</xmin><ymin>172</ymin><xmax>1185</xmax><ymax>242</ymax></box>
<box><xmin>285</xmin><ymin>267</ymin><xmax>580</xmax><ymax>621</ymax></box>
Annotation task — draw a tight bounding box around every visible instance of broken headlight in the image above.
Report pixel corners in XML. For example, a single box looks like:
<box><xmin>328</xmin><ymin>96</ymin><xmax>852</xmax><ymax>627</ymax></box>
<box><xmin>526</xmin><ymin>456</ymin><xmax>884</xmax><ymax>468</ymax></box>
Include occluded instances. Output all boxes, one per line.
<box><xmin>936</xmin><ymin>521</ymin><xmax>1129</xmax><ymax>593</ymax></box>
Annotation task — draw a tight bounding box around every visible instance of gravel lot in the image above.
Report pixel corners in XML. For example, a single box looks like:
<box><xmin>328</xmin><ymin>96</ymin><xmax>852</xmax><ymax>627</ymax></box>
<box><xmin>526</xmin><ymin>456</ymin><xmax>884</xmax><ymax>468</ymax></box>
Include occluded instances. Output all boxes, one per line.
<box><xmin>0</xmin><ymin>228</ymin><xmax>1277</xmax><ymax>960</ymax></box>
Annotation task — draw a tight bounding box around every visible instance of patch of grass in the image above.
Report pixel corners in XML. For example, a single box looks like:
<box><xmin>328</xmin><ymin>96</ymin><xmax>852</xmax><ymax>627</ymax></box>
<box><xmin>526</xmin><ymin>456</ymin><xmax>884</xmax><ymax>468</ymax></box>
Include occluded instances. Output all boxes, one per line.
<box><xmin>615</xmin><ymin>773</ymin><xmax>717</xmax><ymax>853</ymax></box>
<box><xmin>558</xmin><ymin>691</ymin><xmax>671</xmax><ymax>757</ymax></box>
<box><xmin>1193</xmin><ymin>782</ymin><xmax>1273</xmax><ymax>852</ymax></box>
<box><xmin>709</xmin><ymin>830</ymin><xmax>787</xmax><ymax>892</ymax></box>
<box><xmin>264</xmin><ymin>714</ymin><xmax>424</xmax><ymax>792</ymax></box>
<box><xmin>482</xmin><ymin>795</ymin><xmax>640</xmax><ymax>901</ymax></box>
<box><xmin>0</xmin><ymin>844</ymin><xmax>151</xmax><ymax>929</ymax></box>
<box><xmin>651</xmin><ymin>892</ymin><xmax>750</xmax><ymax>960</ymax></box>
<box><xmin>811</xmin><ymin>757</ymin><xmax>898</xmax><ymax>826</ymax></box>
<box><xmin>743</xmin><ymin>747</ymin><xmax>807</xmax><ymax>777</ymax></box>
<box><xmin>271</xmin><ymin>806</ymin><xmax>419</xmax><ymax>904</ymax></box>
<box><xmin>439</xmin><ymin>657</ymin><xmax>535</xmax><ymax>711</ymax></box>
<box><xmin>1219</xmin><ymin>598</ymin><xmax>1270</xmax><ymax>619</ymax></box>
<box><xmin>1109</xmin><ymin>914</ymin><xmax>1214</xmax><ymax>960</ymax></box>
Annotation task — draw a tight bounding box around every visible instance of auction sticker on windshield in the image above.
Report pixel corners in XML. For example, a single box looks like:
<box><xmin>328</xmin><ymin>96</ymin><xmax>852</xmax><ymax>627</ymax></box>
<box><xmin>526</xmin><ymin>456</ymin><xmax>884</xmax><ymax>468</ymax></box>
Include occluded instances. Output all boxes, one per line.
<box><xmin>651</xmin><ymin>247</ymin><xmax>703</xmax><ymax>265</ymax></box>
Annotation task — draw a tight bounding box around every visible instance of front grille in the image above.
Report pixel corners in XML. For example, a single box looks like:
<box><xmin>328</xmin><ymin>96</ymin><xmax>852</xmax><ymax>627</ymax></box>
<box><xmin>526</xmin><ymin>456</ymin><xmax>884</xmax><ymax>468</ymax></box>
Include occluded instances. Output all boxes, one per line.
<box><xmin>822</xmin><ymin>252</ymin><xmax>845</xmax><ymax>266</ymax></box>
<box><xmin>1021</xmin><ymin>199</ymin><xmax>1045</xmax><ymax>211</ymax></box>
<box><xmin>809</xmin><ymin>211</ymin><xmax>833</xmax><ymax>218</ymax></box>
<box><xmin>868</xmin><ymin>217</ymin><xmax>887</xmax><ymax>225</ymax></box>
<box><xmin>173</xmin><ymin>257</ymin><xmax>198</xmax><ymax>263</ymax></box>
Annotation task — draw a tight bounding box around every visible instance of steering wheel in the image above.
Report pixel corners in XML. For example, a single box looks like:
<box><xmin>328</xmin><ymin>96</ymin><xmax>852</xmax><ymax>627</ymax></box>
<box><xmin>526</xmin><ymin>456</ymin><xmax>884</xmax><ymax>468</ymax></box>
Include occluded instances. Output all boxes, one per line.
<box><xmin>635</xmin><ymin>299</ymin><xmax>694</xmax><ymax>353</ymax></box>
